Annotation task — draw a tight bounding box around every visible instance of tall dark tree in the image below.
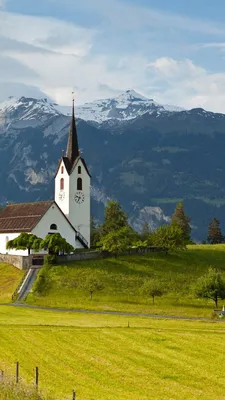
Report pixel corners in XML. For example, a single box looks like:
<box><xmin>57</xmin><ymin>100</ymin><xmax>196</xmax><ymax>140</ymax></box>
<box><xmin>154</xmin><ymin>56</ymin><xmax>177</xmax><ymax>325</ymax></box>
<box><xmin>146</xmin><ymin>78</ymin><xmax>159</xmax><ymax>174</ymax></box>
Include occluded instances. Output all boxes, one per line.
<box><xmin>171</xmin><ymin>201</ymin><xmax>191</xmax><ymax>242</ymax></box>
<box><xmin>141</xmin><ymin>222</ymin><xmax>151</xmax><ymax>240</ymax></box>
<box><xmin>207</xmin><ymin>217</ymin><xmax>223</xmax><ymax>244</ymax></box>
<box><xmin>90</xmin><ymin>215</ymin><xmax>101</xmax><ymax>248</ymax></box>
<box><xmin>101</xmin><ymin>200</ymin><xmax>129</xmax><ymax>236</ymax></box>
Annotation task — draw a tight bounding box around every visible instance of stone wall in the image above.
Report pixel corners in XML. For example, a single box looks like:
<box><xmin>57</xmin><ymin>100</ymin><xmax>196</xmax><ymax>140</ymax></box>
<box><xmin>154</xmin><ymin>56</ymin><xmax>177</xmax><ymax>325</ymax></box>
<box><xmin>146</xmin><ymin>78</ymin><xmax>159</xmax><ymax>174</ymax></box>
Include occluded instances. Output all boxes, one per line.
<box><xmin>56</xmin><ymin>251</ymin><xmax>101</xmax><ymax>263</ymax></box>
<box><xmin>56</xmin><ymin>247</ymin><xmax>167</xmax><ymax>264</ymax></box>
<box><xmin>0</xmin><ymin>254</ymin><xmax>31</xmax><ymax>270</ymax></box>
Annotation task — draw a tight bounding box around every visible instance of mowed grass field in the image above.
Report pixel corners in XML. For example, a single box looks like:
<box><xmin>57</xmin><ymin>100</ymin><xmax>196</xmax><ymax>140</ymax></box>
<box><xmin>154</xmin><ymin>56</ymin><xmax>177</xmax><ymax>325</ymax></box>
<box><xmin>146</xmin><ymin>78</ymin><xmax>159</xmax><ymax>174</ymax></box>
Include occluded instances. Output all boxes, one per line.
<box><xmin>27</xmin><ymin>245</ymin><xmax>225</xmax><ymax>318</ymax></box>
<box><xmin>0</xmin><ymin>263</ymin><xmax>24</xmax><ymax>303</ymax></box>
<box><xmin>0</xmin><ymin>307</ymin><xmax>225</xmax><ymax>399</ymax></box>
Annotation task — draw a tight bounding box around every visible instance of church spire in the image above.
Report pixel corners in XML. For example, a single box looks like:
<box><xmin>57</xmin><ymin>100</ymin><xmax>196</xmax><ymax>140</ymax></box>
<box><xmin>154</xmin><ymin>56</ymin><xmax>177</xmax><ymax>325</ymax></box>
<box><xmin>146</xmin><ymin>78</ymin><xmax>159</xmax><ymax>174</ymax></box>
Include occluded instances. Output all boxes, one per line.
<box><xmin>66</xmin><ymin>98</ymin><xmax>79</xmax><ymax>166</ymax></box>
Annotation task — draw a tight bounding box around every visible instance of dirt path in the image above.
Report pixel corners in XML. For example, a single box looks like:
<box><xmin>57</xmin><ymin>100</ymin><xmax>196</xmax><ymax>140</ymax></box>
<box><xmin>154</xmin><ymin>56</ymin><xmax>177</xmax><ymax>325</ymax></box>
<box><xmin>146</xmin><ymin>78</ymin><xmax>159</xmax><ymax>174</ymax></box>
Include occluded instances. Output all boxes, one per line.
<box><xmin>2</xmin><ymin>302</ymin><xmax>223</xmax><ymax>322</ymax></box>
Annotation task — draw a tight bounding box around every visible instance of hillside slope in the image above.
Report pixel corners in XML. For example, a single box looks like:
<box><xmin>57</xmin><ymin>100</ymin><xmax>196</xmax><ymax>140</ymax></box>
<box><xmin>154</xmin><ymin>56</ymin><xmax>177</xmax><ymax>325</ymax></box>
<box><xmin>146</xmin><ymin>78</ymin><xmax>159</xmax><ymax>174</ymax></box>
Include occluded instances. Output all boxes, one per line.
<box><xmin>27</xmin><ymin>245</ymin><xmax>225</xmax><ymax>317</ymax></box>
<box><xmin>0</xmin><ymin>263</ymin><xmax>24</xmax><ymax>303</ymax></box>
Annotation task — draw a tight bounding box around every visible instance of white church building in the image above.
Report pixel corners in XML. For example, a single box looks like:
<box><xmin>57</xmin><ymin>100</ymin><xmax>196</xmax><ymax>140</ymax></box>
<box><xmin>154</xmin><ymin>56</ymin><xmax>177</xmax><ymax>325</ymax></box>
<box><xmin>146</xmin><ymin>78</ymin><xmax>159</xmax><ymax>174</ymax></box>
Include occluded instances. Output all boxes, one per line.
<box><xmin>0</xmin><ymin>100</ymin><xmax>91</xmax><ymax>256</ymax></box>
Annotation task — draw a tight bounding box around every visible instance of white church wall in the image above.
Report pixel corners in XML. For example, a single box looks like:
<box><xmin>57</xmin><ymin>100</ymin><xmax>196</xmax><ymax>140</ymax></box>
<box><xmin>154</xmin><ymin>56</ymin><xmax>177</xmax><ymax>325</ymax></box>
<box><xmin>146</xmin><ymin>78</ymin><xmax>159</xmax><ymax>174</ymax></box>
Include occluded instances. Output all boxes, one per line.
<box><xmin>32</xmin><ymin>203</ymin><xmax>76</xmax><ymax>248</ymax></box>
<box><xmin>69</xmin><ymin>160</ymin><xmax>91</xmax><ymax>247</ymax></box>
<box><xmin>55</xmin><ymin>159</ymin><xmax>70</xmax><ymax>216</ymax></box>
<box><xmin>0</xmin><ymin>233</ymin><xmax>29</xmax><ymax>256</ymax></box>
<box><xmin>54</xmin><ymin>158</ymin><xmax>91</xmax><ymax>247</ymax></box>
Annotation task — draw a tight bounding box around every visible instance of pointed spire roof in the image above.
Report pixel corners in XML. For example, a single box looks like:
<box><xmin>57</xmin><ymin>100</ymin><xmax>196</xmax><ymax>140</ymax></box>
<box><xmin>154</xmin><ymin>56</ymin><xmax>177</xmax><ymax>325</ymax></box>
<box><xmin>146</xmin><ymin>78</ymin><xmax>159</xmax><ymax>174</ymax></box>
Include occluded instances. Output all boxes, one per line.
<box><xmin>66</xmin><ymin>98</ymin><xmax>79</xmax><ymax>166</ymax></box>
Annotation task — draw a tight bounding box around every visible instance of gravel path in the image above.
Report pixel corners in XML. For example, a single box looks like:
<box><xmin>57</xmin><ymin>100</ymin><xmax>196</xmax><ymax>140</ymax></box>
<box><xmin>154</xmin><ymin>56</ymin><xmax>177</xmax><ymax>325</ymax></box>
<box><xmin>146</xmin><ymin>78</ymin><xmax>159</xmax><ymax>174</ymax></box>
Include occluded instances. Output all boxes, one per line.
<box><xmin>2</xmin><ymin>302</ymin><xmax>223</xmax><ymax>322</ymax></box>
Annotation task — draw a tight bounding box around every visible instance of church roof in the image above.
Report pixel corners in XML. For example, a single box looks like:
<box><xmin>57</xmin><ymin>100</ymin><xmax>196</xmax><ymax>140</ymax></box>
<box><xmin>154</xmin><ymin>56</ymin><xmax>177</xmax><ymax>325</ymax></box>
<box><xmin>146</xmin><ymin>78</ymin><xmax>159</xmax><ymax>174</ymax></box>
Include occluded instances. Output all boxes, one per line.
<box><xmin>55</xmin><ymin>100</ymin><xmax>91</xmax><ymax>177</ymax></box>
<box><xmin>0</xmin><ymin>201</ymin><xmax>54</xmax><ymax>233</ymax></box>
<box><xmin>66</xmin><ymin>99</ymin><xmax>79</xmax><ymax>167</ymax></box>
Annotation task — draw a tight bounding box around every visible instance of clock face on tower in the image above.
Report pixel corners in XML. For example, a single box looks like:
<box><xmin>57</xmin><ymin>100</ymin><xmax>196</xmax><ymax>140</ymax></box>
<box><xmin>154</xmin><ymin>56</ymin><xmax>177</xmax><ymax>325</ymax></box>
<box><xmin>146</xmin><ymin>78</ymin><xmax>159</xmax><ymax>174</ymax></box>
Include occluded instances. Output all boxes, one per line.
<box><xmin>59</xmin><ymin>191</ymin><xmax>65</xmax><ymax>201</ymax></box>
<box><xmin>74</xmin><ymin>191</ymin><xmax>85</xmax><ymax>204</ymax></box>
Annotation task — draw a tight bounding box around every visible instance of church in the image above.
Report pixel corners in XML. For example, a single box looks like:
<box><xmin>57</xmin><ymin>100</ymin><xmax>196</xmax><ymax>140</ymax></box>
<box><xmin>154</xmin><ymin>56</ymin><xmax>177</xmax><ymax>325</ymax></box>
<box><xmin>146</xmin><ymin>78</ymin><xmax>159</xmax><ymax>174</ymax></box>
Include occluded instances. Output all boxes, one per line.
<box><xmin>0</xmin><ymin>100</ymin><xmax>91</xmax><ymax>256</ymax></box>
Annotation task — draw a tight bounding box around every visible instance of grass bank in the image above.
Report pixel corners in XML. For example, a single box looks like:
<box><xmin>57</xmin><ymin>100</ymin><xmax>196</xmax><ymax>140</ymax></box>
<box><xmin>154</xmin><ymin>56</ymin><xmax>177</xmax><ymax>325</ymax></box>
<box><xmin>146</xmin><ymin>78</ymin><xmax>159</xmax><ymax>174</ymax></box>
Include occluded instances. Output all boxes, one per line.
<box><xmin>0</xmin><ymin>263</ymin><xmax>24</xmax><ymax>303</ymax></box>
<box><xmin>27</xmin><ymin>245</ymin><xmax>225</xmax><ymax>318</ymax></box>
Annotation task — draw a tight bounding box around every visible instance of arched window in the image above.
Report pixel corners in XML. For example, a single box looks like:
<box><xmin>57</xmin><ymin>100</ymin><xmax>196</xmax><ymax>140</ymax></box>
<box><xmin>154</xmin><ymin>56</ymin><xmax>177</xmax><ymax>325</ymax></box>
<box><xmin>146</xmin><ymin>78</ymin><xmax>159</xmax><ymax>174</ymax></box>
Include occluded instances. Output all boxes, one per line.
<box><xmin>78</xmin><ymin>166</ymin><xmax>81</xmax><ymax>174</ymax></box>
<box><xmin>77</xmin><ymin>177</ymin><xmax>82</xmax><ymax>190</ymax></box>
<box><xmin>50</xmin><ymin>224</ymin><xmax>57</xmax><ymax>230</ymax></box>
<box><xmin>60</xmin><ymin>178</ymin><xmax>64</xmax><ymax>190</ymax></box>
<box><xmin>5</xmin><ymin>236</ymin><xmax>9</xmax><ymax>245</ymax></box>
<box><xmin>61</xmin><ymin>166</ymin><xmax>64</xmax><ymax>174</ymax></box>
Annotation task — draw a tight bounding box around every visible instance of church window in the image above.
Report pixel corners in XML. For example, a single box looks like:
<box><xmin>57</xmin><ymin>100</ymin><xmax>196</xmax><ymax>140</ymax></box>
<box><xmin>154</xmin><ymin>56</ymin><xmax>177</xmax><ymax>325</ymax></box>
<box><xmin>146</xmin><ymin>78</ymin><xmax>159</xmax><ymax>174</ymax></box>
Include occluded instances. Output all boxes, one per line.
<box><xmin>50</xmin><ymin>224</ymin><xmax>57</xmax><ymax>230</ymax></box>
<box><xmin>77</xmin><ymin>177</ymin><xmax>82</xmax><ymax>190</ymax></box>
<box><xmin>78</xmin><ymin>166</ymin><xmax>81</xmax><ymax>174</ymax></box>
<box><xmin>61</xmin><ymin>166</ymin><xmax>64</xmax><ymax>174</ymax></box>
<box><xmin>5</xmin><ymin>236</ymin><xmax>9</xmax><ymax>244</ymax></box>
<box><xmin>60</xmin><ymin>178</ymin><xmax>64</xmax><ymax>190</ymax></box>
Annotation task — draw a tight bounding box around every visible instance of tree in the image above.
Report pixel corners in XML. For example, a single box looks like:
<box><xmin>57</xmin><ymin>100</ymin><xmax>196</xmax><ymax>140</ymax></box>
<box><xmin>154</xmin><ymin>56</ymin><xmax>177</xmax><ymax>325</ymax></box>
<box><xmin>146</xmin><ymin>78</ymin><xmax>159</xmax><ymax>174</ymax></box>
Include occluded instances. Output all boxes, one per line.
<box><xmin>141</xmin><ymin>222</ymin><xmax>151</xmax><ymax>240</ymax></box>
<box><xmin>90</xmin><ymin>215</ymin><xmax>101</xmax><ymax>248</ymax></box>
<box><xmin>149</xmin><ymin>224</ymin><xmax>185</xmax><ymax>251</ymax></box>
<box><xmin>100</xmin><ymin>200</ymin><xmax>129</xmax><ymax>236</ymax></box>
<box><xmin>207</xmin><ymin>217</ymin><xmax>223</xmax><ymax>244</ymax></box>
<box><xmin>6</xmin><ymin>233</ymin><xmax>41</xmax><ymax>255</ymax></box>
<box><xmin>171</xmin><ymin>202</ymin><xmax>191</xmax><ymax>242</ymax></box>
<box><xmin>141</xmin><ymin>279</ymin><xmax>165</xmax><ymax>304</ymax></box>
<box><xmin>194</xmin><ymin>267</ymin><xmax>225</xmax><ymax>308</ymax></box>
<box><xmin>98</xmin><ymin>226</ymin><xmax>135</xmax><ymax>257</ymax></box>
<box><xmin>40</xmin><ymin>233</ymin><xmax>74</xmax><ymax>255</ymax></box>
<box><xmin>133</xmin><ymin>240</ymin><xmax>148</xmax><ymax>251</ymax></box>
<box><xmin>81</xmin><ymin>275</ymin><xmax>104</xmax><ymax>300</ymax></box>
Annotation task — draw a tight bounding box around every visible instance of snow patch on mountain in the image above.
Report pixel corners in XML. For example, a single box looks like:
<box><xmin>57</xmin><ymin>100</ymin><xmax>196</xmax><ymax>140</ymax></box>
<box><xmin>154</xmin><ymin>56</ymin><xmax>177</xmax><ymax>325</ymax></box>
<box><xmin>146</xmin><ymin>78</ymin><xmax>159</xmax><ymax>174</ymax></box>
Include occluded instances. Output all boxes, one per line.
<box><xmin>130</xmin><ymin>204</ymin><xmax>171</xmax><ymax>232</ymax></box>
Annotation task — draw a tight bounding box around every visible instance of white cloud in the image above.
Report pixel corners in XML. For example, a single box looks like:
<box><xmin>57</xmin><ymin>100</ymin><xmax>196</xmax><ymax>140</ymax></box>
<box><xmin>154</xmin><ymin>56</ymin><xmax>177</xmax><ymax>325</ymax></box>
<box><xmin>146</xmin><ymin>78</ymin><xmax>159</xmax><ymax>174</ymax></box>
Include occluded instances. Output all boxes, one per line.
<box><xmin>50</xmin><ymin>0</ymin><xmax>225</xmax><ymax>36</ymax></box>
<box><xmin>147</xmin><ymin>57</ymin><xmax>225</xmax><ymax>113</ymax></box>
<box><xmin>1</xmin><ymin>6</ymin><xmax>225</xmax><ymax>113</ymax></box>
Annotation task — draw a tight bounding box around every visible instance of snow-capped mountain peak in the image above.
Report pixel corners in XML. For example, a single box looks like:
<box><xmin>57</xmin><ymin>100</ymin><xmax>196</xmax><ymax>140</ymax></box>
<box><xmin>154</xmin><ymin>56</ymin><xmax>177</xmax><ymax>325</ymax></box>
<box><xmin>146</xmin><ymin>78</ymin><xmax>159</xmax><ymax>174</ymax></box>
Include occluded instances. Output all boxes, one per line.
<box><xmin>115</xmin><ymin>89</ymin><xmax>150</xmax><ymax>102</ymax></box>
<box><xmin>0</xmin><ymin>96</ymin><xmax>61</xmax><ymax>124</ymax></box>
<box><xmin>73</xmin><ymin>90</ymin><xmax>185</xmax><ymax>123</ymax></box>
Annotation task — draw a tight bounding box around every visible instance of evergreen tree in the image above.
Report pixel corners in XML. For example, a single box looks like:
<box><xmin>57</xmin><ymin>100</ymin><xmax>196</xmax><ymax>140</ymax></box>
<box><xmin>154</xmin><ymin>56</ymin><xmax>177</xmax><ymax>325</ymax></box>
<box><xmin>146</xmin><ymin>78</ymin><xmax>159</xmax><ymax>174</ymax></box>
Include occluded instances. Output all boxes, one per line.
<box><xmin>141</xmin><ymin>222</ymin><xmax>151</xmax><ymax>240</ymax></box>
<box><xmin>207</xmin><ymin>217</ymin><xmax>223</xmax><ymax>244</ymax></box>
<box><xmin>101</xmin><ymin>200</ymin><xmax>129</xmax><ymax>236</ymax></box>
<box><xmin>90</xmin><ymin>215</ymin><xmax>101</xmax><ymax>248</ymax></box>
<box><xmin>171</xmin><ymin>201</ymin><xmax>191</xmax><ymax>242</ymax></box>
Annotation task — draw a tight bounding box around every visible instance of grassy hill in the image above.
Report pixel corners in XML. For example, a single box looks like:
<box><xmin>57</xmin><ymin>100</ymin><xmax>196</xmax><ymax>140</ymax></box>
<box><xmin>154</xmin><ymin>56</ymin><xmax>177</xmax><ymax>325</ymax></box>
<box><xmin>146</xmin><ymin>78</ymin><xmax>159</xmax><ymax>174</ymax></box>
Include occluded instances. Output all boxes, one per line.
<box><xmin>0</xmin><ymin>306</ymin><xmax>225</xmax><ymax>399</ymax></box>
<box><xmin>0</xmin><ymin>263</ymin><xmax>24</xmax><ymax>303</ymax></box>
<box><xmin>27</xmin><ymin>245</ymin><xmax>225</xmax><ymax>318</ymax></box>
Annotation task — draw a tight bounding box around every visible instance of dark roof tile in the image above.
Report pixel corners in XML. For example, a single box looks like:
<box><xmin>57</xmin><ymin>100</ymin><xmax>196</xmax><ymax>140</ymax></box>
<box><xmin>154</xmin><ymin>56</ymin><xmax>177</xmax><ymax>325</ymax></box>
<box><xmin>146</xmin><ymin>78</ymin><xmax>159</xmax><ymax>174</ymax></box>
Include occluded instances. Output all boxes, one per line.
<box><xmin>0</xmin><ymin>201</ymin><xmax>54</xmax><ymax>233</ymax></box>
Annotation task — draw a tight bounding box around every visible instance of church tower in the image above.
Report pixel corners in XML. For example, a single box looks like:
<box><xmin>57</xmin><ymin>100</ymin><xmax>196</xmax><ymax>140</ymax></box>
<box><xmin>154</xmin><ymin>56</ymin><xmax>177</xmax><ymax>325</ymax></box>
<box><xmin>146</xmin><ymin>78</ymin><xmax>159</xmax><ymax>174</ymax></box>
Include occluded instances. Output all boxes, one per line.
<box><xmin>55</xmin><ymin>99</ymin><xmax>91</xmax><ymax>248</ymax></box>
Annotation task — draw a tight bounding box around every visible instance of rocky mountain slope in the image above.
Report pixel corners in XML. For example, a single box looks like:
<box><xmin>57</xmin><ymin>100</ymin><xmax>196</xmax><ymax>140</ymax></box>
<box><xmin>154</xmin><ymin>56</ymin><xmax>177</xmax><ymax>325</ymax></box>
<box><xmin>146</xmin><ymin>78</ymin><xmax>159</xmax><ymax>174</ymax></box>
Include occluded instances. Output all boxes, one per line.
<box><xmin>1</xmin><ymin>91</ymin><xmax>225</xmax><ymax>240</ymax></box>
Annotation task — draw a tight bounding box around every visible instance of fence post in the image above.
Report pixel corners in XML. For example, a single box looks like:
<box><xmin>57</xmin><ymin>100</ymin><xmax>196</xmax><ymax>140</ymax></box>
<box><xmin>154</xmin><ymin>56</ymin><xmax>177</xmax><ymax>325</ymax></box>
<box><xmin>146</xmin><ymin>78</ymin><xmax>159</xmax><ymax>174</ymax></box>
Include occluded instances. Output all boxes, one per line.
<box><xmin>35</xmin><ymin>367</ymin><xmax>39</xmax><ymax>390</ymax></box>
<box><xmin>16</xmin><ymin>362</ymin><xmax>19</xmax><ymax>384</ymax></box>
<box><xmin>72</xmin><ymin>390</ymin><xmax>76</xmax><ymax>399</ymax></box>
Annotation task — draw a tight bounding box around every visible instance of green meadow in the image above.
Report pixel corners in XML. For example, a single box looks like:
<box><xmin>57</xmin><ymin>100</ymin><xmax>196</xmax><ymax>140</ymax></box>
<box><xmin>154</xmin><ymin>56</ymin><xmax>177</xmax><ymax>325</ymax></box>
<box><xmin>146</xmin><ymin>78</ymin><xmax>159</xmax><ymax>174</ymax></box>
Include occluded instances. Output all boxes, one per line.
<box><xmin>0</xmin><ymin>263</ymin><xmax>24</xmax><ymax>303</ymax></box>
<box><xmin>0</xmin><ymin>307</ymin><xmax>225</xmax><ymax>399</ymax></box>
<box><xmin>0</xmin><ymin>247</ymin><xmax>225</xmax><ymax>398</ymax></box>
<box><xmin>27</xmin><ymin>245</ymin><xmax>225</xmax><ymax>318</ymax></box>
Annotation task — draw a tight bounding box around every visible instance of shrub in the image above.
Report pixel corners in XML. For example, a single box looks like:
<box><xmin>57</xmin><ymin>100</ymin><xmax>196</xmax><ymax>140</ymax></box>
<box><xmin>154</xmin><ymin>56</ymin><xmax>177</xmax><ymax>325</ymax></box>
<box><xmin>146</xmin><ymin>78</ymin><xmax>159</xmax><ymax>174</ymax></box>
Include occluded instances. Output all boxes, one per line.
<box><xmin>44</xmin><ymin>254</ymin><xmax>57</xmax><ymax>266</ymax></box>
<box><xmin>33</xmin><ymin>268</ymin><xmax>52</xmax><ymax>295</ymax></box>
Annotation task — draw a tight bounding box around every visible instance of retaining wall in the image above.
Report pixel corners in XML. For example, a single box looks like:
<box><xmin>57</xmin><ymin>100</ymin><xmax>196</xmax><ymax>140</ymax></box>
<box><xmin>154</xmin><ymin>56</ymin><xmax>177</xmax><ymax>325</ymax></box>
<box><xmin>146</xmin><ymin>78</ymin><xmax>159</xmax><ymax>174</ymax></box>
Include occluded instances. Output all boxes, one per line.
<box><xmin>0</xmin><ymin>254</ymin><xmax>31</xmax><ymax>270</ymax></box>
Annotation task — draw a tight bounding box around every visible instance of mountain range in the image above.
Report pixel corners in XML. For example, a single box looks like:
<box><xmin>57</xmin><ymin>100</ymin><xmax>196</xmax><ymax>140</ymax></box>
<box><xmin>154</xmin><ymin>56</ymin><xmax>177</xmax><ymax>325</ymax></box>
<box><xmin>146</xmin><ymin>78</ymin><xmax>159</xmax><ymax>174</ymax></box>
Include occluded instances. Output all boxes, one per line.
<box><xmin>1</xmin><ymin>89</ymin><xmax>225</xmax><ymax>240</ymax></box>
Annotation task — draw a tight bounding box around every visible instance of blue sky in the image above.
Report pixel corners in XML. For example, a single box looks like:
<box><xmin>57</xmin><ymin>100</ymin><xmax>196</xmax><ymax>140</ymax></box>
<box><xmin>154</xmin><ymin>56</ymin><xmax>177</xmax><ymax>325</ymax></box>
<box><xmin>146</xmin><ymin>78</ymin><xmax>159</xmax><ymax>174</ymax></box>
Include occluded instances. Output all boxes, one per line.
<box><xmin>1</xmin><ymin>0</ymin><xmax>225</xmax><ymax>111</ymax></box>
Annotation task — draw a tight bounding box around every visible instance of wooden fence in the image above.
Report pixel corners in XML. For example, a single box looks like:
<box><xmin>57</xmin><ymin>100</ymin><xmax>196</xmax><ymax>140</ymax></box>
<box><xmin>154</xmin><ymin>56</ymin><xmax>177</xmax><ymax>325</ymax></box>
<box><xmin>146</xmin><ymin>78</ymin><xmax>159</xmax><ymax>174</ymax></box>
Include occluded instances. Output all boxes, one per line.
<box><xmin>0</xmin><ymin>361</ymin><xmax>77</xmax><ymax>399</ymax></box>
